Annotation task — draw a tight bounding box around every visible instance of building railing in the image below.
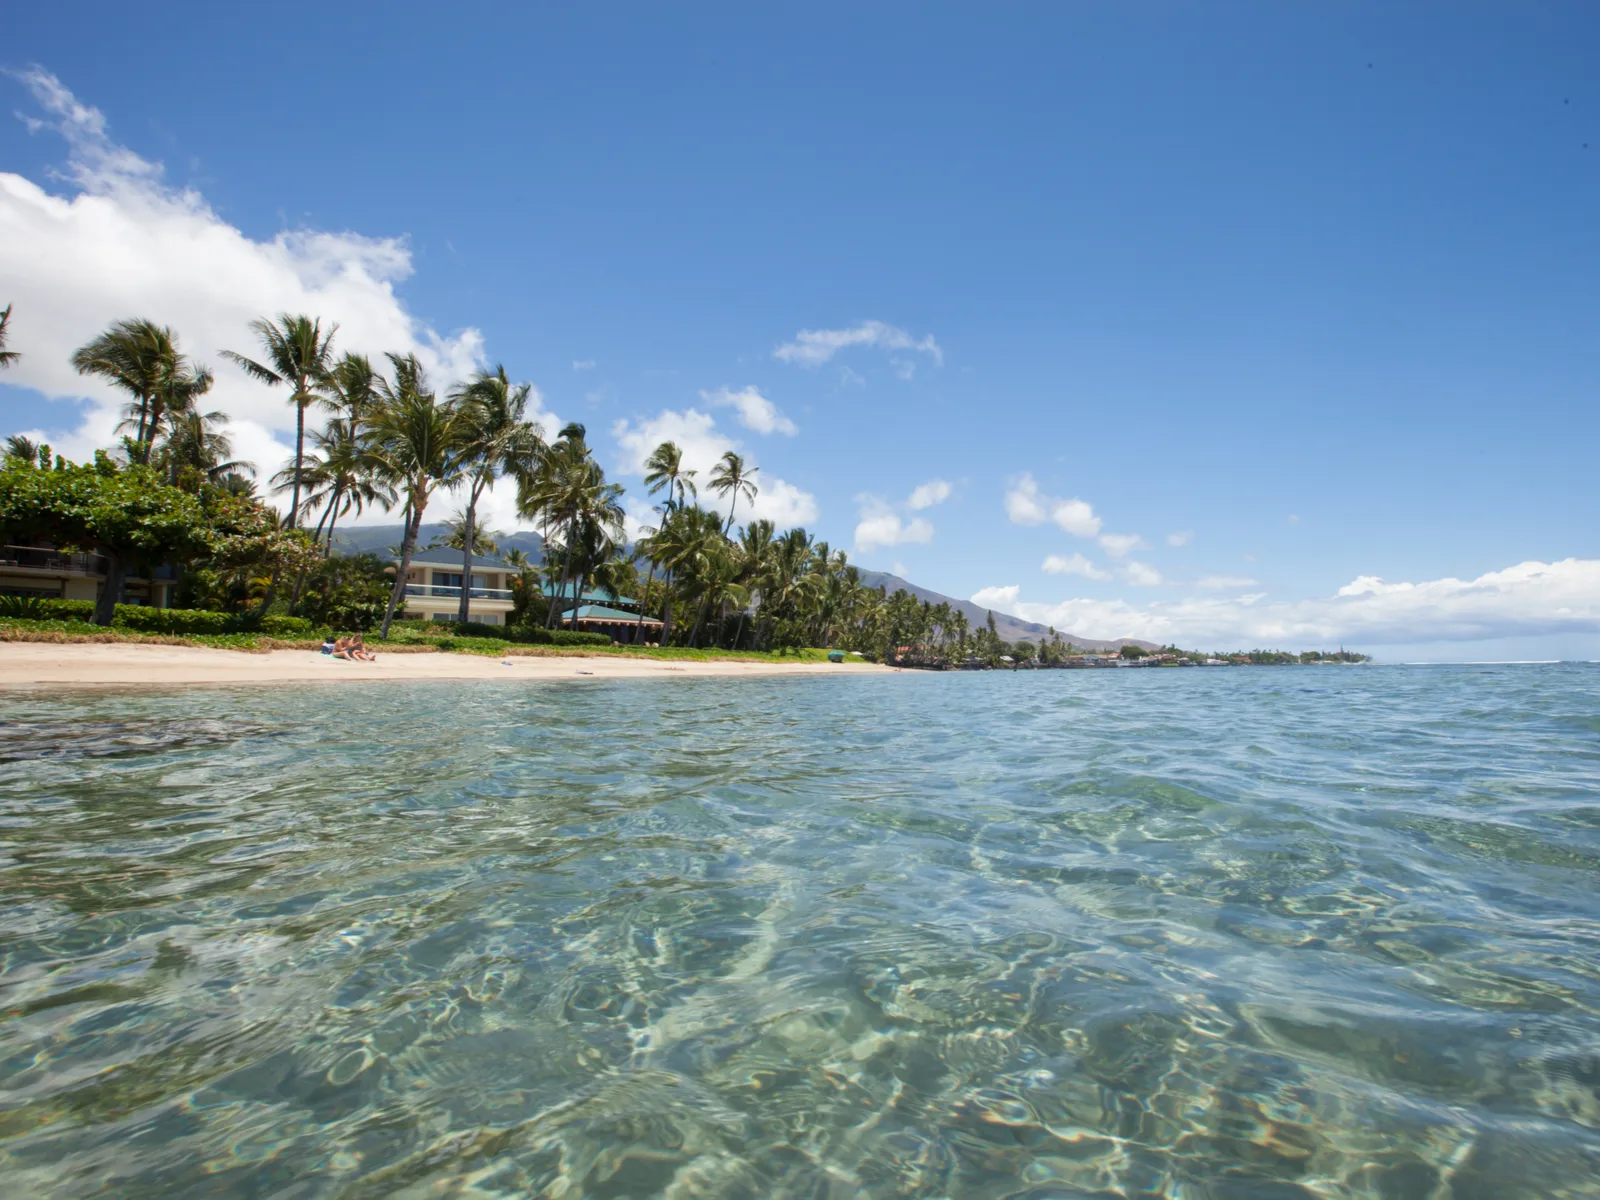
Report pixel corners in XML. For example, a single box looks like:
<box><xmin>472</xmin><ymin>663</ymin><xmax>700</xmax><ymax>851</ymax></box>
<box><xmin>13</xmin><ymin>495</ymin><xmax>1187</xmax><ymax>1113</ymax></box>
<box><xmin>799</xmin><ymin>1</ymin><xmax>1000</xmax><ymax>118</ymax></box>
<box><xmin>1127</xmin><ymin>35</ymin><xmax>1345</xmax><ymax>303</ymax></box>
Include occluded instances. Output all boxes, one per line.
<box><xmin>403</xmin><ymin>584</ymin><xmax>514</xmax><ymax>601</ymax></box>
<box><xmin>0</xmin><ymin>545</ymin><xmax>109</xmax><ymax>576</ymax></box>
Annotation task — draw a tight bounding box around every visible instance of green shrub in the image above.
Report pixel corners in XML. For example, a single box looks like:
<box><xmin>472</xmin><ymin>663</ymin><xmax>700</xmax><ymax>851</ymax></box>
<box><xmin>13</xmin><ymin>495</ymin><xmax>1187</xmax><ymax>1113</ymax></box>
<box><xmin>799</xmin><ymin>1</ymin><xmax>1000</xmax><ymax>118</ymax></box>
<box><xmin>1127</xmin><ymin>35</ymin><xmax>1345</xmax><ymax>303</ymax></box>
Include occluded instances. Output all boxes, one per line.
<box><xmin>454</xmin><ymin>620</ymin><xmax>512</xmax><ymax>639</ymax></box>
<box><xmin>495</xmin><ymin>624</ymin><xmax>608</xmax><ymax>646</ymax></box>
<box><xmin>15</xmin><ymin>597</ymin><xmax>97</xmax><ymax>622</ymax></box>
<box><xmin>550</xmin><ymin>629</ymin><xmax>612</xmax><ymax>647</ymax></box>
<box><xmin>260</xmin><ymin>614</ymin><xmax>314</xmax><ymax>637</ymax></box>
<box><xmin>0</xmin><ymin>595</ymin><xmax>53</xmax><ymax>619</ymax></box>
<box><xmin>113</xmin><ymin>605</ymin><xmax>230</xmax><ymax>635</ymax></box>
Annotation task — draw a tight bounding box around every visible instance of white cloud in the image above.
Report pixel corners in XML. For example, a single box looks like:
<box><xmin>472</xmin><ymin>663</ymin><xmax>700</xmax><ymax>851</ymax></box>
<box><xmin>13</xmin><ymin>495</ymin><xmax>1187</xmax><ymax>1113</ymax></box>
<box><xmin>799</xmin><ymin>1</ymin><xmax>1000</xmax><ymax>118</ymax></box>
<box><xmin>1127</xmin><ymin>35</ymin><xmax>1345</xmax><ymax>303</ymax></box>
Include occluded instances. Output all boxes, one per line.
<box><xmin>970</xmin><ymin>585</ymin><xmax>1020</xmax><ymax>612</ymax></box>
<box><xmin>1197</xmin><ymin>574</ymin><xmax>1258</xmax><ymax>590</ymax></box>
<box><xmin>1123</xmin><ymin>561</ymin><xmax>1163</xmax><ymax>587</ymax></box>
<box><xmin>853</xmin><ymin>499</ymin><xmax>934</xmax><ymax>551</ymax></box>
<box><xmin>572</xmin><ymin>359</ymin><xmax>595</xmax><ymax>371</ymax></box>
<box><xmin>0</xmin><ymin>68</ymin><xmax>496</xmax><ymax>522</ymax></box>
<box><xmin>1099</xmin><ymin>532</ymin><xmax>1147</xmax><ymax>558</ymax></box>
<box><xmin>1042</xmin><ymin>553</ymin><xmax>1109</xmax><ymax>581</ymax></box>
<box><xmin>774</xmin><ymin>320</ymin><xmax>943</xmax><ymax>369</ymax></box>
<box><xmin>972</xmin><ymin>559</ymin><xmax>1600</xmax><ymax>650</ymax></box>
<box><xmin>853</xmin><ymin>480</ymin><xmax>952</xmax><ymax>551</ymax></box>
<box><xmin>700</xmin><ymin>385</ymin><xmax>797</xmax><ymax>436</ymax></box>
<box><xmin>610</xmin><ymin>407</ymin><xmax>818</xmax><ymax>528</ymax></box>
<box><xmin>907</xmin><ymin>479</ymin><xmax>952</xmax><ymax>510</ymax></box>
<box><xmin>1004</xmin><ymin>473</ymin><xmax>1103</xmax><ymax>537</ymax></box>
<box><xmin>1167</xmin><ymin>531</ymin><xmax>1193</xmax><ymax>547</ymax></box>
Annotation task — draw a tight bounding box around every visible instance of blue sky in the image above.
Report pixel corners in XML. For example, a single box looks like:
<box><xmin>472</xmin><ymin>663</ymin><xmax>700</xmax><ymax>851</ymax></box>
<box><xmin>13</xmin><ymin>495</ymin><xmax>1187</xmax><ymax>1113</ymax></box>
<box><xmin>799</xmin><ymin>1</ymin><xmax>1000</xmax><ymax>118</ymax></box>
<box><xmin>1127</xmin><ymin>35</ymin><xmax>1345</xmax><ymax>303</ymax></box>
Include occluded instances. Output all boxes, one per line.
<box><xmin>2</xmin><ymin>3</ymin><xmax>1597</xmax><ymax>657</ymax></box>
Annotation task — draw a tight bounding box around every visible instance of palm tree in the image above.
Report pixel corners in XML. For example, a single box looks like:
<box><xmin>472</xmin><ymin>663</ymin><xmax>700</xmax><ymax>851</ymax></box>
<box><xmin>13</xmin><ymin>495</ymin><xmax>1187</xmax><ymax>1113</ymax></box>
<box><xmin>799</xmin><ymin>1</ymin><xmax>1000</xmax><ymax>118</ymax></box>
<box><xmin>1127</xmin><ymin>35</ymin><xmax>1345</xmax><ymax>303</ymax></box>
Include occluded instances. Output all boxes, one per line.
<box><xmin>71</xmin><ymin>319</ymin><xmax>179</xmax><ymax>456</ymax></box>
<box><xmin>116</xmin><ymin>359</ymin><xmax>215</xmax><ymax>465</ymax></box>
<box><xmin>157</xmin><ymin>408</ymin><xmax>252</xmax><ymax>487</ymax></box>
<box><xmin>0</xmin><ymin>305</ymin><xmax>18</xmax><ymax>369</ymax></box>
<box><xmin>368</xmin><ymin>353</ymin><xmax>464</xmax><ymax>637</ymax></box>
<box><xmin>273</xmin><ymin>417</ymin><xmax>394</xmax><ymax>555</ymax></box>
<box><xmin>221</xmin><ymin>314</ymin><xmax>338</xmax><ymax>529</ymax></box>
<box><xmin>521</xmin><ymin>425</ymin><xmax>592</xmax><ymax>628</ymax></box>
<box><xmin>4</xmin><ymin>435</ymin><xmax>39</xmax><ymax>467</ymax></box>
<box><xmin>641</xmin><ymin>441</ymin><xmax>697</xmax><ymax>639</ymax></box>
<box><xmin>300</xmin><ymin>352</ymin><xmax>386</xmax><ymax>554</ymax></box>
<box><xmin>730</xmin><ymin>518</ymin><xmax>775</xmax><ymax>649</ymax></box>
<box><xmin>447</xmin><ymin>365</ymin><xmax>544</xmax><ymax>622</ymax></box>
<box><xmin>708</xmin><ymin>451</ymin><xmax>758</xmax><ymax>534</ymax></box>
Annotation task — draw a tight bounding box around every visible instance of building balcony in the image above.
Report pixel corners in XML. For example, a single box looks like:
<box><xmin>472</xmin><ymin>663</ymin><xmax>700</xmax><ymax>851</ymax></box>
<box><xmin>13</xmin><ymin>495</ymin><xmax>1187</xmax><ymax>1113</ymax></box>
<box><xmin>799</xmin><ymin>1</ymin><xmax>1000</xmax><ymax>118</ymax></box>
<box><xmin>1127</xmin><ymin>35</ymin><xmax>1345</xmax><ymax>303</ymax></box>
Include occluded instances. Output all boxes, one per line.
<box><xmin>403</xmin><ymin>584</ymin><xmax>514</xmax><ymax>602</ymax></box>
<box><xmin>0</xmin><ymin>545</ymin><xmax>110</xmax><ymax>576</ymax></box>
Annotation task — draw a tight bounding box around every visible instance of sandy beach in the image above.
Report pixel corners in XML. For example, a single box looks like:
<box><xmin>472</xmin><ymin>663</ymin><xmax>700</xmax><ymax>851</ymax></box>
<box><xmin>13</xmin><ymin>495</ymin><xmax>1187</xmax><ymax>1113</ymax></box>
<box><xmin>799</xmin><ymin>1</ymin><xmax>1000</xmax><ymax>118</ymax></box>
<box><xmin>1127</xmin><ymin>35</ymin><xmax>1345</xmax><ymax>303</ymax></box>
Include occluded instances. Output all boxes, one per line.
<box><xmin>0</xmin><ymin>642</ymin><xmax>891</xmax><ymax>687</ymax></box>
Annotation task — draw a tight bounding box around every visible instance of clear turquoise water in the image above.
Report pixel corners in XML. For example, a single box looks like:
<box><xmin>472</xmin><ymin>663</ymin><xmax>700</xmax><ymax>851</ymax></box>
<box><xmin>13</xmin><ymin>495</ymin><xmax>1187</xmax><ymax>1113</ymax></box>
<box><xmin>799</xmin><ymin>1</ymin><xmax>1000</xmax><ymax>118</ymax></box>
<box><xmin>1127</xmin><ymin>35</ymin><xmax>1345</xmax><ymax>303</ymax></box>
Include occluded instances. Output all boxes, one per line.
<box><xmin>1</xmin><ymin>666</ymin><xmax>1598</xmax><ymax>1198</ymax></box>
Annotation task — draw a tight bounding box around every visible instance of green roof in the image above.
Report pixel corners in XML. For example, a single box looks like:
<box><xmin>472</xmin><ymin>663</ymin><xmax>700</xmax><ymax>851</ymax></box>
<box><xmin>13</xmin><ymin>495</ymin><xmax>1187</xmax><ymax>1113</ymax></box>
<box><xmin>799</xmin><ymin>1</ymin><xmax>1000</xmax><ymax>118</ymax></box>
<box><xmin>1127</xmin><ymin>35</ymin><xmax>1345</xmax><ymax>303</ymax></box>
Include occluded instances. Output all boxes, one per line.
<box><xmin>569</xmin><ymin>604</ymin><xmax>659</xmax><ymax>623</ymax></box>
<box><xmin>542</xmin><ymin>585</ymin><xmax>637</xmax><ymax>605</ymax></box>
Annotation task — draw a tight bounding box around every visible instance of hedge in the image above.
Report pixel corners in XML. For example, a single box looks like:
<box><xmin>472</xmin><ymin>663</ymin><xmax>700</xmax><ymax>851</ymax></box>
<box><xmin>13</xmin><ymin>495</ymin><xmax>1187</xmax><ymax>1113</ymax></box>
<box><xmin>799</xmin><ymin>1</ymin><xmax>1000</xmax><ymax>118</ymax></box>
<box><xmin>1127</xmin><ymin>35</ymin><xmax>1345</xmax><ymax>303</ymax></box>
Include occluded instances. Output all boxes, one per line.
<box><xmin>4</xmin><ymin>597</ymin><xmax>315</xmax><ymax>637</ymax></box>
<box><xmin>448</xmin><ymin>621</ymin><xmax>610</xmax><ymax>647</ymax></box>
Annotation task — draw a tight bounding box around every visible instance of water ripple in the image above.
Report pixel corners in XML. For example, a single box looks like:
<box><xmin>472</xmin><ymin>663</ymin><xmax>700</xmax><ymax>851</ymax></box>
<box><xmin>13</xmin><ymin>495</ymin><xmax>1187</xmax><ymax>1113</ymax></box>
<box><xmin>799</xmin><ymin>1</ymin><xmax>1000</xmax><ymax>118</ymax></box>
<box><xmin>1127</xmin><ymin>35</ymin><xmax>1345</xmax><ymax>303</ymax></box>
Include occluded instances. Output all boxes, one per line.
<box><xmin>1</xmin><ymin>666</ymin><xmax>1598</xmax><ymax>1196</ymax></box>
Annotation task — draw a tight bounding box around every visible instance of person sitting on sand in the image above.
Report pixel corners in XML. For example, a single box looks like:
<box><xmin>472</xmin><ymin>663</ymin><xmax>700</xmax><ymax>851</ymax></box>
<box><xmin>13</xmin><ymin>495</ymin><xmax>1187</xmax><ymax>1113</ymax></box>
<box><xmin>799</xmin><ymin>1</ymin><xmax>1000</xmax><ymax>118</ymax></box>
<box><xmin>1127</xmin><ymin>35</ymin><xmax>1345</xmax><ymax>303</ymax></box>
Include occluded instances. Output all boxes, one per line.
<box><xmin>331</xmin><ymin>636</ymin><xmax>355</xmax><ymax>661</ymax></box>
<box><xmin>349</xmin><ymin>634</ymin><xmax>376</xmax><ymax>662</ymax></box>
<box><xmin>320</xmin><ymin>636</ymin><xmax>337</xmax><ymax>656</ymax></box>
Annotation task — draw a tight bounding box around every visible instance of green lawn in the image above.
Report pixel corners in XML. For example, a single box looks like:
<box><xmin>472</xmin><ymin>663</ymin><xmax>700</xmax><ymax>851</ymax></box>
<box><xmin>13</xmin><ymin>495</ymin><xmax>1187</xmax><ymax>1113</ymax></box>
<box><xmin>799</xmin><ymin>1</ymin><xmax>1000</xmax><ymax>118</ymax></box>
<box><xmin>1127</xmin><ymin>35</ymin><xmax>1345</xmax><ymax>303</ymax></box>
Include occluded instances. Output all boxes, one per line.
<box><xmin>1</xmin><ymin>618</ymin><xmax>851</xmax><ymax>663</ymax></box>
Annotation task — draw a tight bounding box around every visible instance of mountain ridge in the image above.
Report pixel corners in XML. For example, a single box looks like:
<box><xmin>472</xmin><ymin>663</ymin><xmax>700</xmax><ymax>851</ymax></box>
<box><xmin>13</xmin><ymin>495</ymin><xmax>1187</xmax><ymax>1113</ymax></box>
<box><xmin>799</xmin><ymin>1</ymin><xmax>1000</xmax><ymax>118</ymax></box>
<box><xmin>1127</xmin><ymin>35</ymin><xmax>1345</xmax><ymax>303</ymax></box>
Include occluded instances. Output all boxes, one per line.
<box><xmin>855</xmin><ymin>570</ymin><xmax>1155</xmax><ymax>652</ymax></box>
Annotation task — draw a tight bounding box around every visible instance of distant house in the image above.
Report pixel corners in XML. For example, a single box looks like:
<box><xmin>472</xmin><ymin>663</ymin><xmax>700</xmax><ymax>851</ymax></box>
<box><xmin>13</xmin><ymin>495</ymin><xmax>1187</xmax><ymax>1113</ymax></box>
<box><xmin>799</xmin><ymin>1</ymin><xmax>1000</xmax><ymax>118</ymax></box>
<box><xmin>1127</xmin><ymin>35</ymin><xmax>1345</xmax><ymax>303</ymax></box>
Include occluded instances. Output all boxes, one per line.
<box><xmin>392</xmin><ymin>550</ymin><xmax>664</xmax><ymax>642</ymax></box>
<box><xmin>394</xmin><ymin>549</ymin><xmax>520</xmax><ymax>625</ymax></box>
<box><xmin>0</xmin><ymin>541</ymin><xmax>173</xmax><ymax>607</ymax></box>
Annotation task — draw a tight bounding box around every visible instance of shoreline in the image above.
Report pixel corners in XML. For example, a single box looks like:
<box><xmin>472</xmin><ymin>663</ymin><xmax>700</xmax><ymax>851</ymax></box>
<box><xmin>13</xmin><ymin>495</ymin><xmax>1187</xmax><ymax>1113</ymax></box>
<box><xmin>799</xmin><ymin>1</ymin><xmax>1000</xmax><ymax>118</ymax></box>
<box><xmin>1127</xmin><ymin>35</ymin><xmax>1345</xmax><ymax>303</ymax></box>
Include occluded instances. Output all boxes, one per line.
<box><xmin>0</xmin><ymin>642</ymin><xmax>893</xmax><ymax>688</ymax></box>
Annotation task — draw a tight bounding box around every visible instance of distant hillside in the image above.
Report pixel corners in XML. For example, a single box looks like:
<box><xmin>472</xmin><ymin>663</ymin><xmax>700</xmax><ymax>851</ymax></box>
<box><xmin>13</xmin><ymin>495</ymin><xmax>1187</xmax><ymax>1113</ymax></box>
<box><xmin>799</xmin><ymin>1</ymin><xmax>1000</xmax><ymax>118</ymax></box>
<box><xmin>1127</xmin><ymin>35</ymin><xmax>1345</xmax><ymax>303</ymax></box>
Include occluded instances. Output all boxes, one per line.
<box><xmin>328</xmin><ymin>527</ymin><xmax>1152</xmax><ymax>650</ymax></box>
<box><xmin>856</xmin><ymin>570</ymin><xmax>1157</xmax><ymax>653</ymax></box>
<box><xmin>329</xmin><ymin>524</ymin><xmax>547</xmax><ymax>562</ymax></box>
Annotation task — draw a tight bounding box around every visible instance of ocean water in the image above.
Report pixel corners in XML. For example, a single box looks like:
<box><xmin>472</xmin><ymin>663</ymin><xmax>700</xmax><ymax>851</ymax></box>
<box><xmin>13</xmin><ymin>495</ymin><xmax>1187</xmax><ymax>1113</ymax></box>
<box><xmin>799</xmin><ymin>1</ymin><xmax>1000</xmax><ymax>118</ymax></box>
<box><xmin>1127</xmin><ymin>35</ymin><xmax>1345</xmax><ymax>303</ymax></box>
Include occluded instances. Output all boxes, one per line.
<box><xmin>1</xmin><ymin>666</ymin><xmax>1598</xmax><ymax>1198</ymax></box>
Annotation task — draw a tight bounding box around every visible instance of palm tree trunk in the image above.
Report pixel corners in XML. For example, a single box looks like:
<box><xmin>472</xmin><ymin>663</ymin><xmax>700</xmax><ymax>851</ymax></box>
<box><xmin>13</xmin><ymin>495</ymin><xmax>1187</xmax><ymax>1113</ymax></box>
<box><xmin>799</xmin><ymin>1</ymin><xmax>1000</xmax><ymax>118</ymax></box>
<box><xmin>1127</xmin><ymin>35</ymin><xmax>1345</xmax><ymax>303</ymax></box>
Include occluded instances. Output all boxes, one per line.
<box><xmin>633</xmin><ymin>561</ymin><xmax>656</xmax><ymax>644</ymax></box>
<box><xmin>289</xmin><ymin>397</ymin><xmax>305</xmax><ymax>531</ymax></box>
<box><xmin>141</xmin><ymin>400</ymin><xmax>165</xmax><ymax>465</ymax></box>
<box><xmin>253</xmin><ymin>566</ymin><xmax>281</xmax><ymax>621</ymax></box>
<box><xmin>458</xmin><ymin>484</ymin><xmax>482</xmax><ymax>624</ymax></box>
<box><xmin>323</xmin><ymin>498</ymin><xmax>343</xmax><ymax>558</ymax></box>
<box><xmin>94</xmin><ymin>552</ymin><xmax>123</xmax><ymax>626</ymax></box>
<box><xmin>381</xmin><ymin>486</ymin><xmax>426</xmax><ymax>638</ymax></box>
<box><xmin>133</xmin><ymin>396</ymin><xmax>150</xmax><ymax>451</ymax></box>
<box><xmin>661</xmin><ymin>570</ymin><xmax>674</xmax><ymax>644</ymax></box>
<box><xmin>688</xmin><ymin>590</ymin><xmax>711</xmax><ymax>647</ymax></box>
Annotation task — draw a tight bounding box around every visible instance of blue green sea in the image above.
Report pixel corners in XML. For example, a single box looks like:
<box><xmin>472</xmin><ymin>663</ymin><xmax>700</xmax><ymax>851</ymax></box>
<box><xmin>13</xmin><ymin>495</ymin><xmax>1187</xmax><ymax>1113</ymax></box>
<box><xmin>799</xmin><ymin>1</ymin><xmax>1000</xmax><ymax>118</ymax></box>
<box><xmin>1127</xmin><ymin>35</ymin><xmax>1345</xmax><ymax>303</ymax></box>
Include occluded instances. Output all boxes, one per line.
<box><xmin>2</xmin><ymin>665</ymin><xmax>1598</xmax><ymax>1197</ymax></box>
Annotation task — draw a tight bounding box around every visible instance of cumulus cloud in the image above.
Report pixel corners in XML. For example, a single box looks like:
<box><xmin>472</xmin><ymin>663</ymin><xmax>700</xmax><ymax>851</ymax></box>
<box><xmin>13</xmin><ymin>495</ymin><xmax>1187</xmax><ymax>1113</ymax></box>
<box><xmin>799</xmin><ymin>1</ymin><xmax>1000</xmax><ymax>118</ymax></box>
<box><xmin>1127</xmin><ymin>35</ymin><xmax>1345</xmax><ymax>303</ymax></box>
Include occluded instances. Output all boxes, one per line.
<box><xmin>611</xmin><ymin>407</ymin><xmax>818</xmax><ymax>528</ymax></box>
<box><xmin>1004</xmin><ymin>473</ymin><xmax>1103</xmax><ymax>538</ymax></box>
<box><xmin>854</xmin><ymin>497</ymin><xmax>935</xmax><ymax>551</ymax></box>
<box><xmin>971</xmin><ymin>559</ymin><xmax>1600</xmax><ymax>650</ymax></box>
<box><xmin>1167</xmin><ymin>531</ymin><xmax>1193</xmax><ymax>547</ymax></box>
<box><xmin>774</xmin><ymin>320</ymin><xmax>942</xmax><ymax>369</ymax></box>
<box><xmin>1099</xmin><ymin>532</ymin><xmax>1147</xmax><ymax>558</ymax></box>
<box><xmin>1123</xmin><ymin>561</ymin><xmax>1163</xmax><ymax>587</ymax></box>
<box><xmin>1197</xmin><ymin>574</ymin><xmax>1258</xmax><ymax>590</ymax></box>
<box><xmin>971</xmin><ymin>585</ymin><xmax>1020</xmax><ymax>611</ymax></box>
<box><xmin>907</xmin><ymin>478</ymin><xmax>952</xmax><ymax>510</ymax></box>
<box><xmin>1042</xmin><ymin>552</ymin><xmax>1109</xmax><ymax>581</ymax></box>
<box><xmin>854</xmin><ymin>480</ymin><xmax>949</xmax><ymax>551</ymax></box>
<box><xmin>0</xmin><ymin>67</ymin><xmax>514</xmax><ymax>523</ymax></box>
<box><xmin>701</xmin><ymin>385</ymin><xmax>797</xmax><ymax>436</ymax></box>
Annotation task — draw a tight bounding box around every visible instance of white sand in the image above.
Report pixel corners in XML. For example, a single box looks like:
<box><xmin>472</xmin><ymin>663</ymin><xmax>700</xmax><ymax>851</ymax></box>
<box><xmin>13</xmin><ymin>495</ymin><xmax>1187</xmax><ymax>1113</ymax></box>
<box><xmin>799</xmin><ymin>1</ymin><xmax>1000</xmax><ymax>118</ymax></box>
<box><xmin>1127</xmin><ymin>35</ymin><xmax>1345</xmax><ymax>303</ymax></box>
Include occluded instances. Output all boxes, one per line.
<box><xmin>0</xmin><ymin>642</ymin><xmax>890</xmax><ymax>687</ymax></box>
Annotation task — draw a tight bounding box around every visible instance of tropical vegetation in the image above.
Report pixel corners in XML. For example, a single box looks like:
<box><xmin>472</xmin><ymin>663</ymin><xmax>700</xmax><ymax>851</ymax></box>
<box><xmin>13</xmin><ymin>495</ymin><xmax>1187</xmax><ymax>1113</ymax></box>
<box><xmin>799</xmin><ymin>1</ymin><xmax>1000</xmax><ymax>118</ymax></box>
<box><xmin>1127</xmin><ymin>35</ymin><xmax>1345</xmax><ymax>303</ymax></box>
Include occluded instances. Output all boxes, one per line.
<box><xmin>1</xmin><ymin>306</ymin><xmax>1363</xmax><ymax>664</ymax></box>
